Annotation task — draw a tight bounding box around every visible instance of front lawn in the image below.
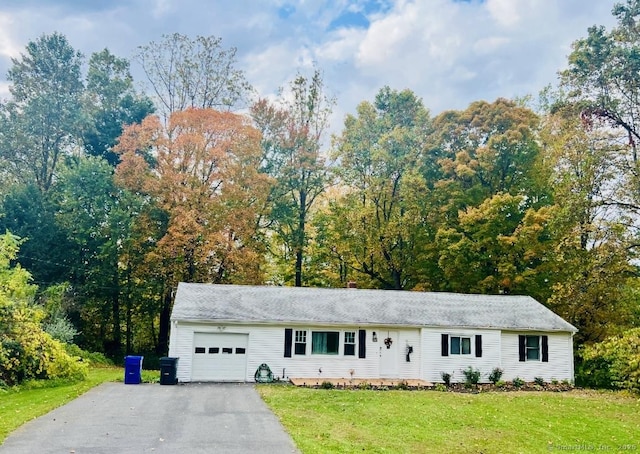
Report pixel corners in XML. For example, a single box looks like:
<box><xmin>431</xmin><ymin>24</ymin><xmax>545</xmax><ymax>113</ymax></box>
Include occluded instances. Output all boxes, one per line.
<box><xmin>259</xmin><ymin>386</ymin><xmax>640</xmax><ymax>454</ymax></box>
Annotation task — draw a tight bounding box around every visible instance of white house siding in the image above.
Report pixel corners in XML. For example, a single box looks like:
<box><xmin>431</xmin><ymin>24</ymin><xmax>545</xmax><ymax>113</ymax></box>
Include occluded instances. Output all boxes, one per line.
<box><xmin>250</xmin><ymin>325</ymin><xmax>421</xmax><ymax>382</ymax></box>
<box><xmin>500</xmin><ymin>331</ymin><xmax>574</xmax><ymax>382</ymax></box>
<box><xmin>421</xmin><ymin>327</ymin><xmax>502</xmax><ymax>384</ymax></box>
<box><xmin>168</xmin><ymin>321</ymin><xmax>421</xmax><ymax>382</ymax></box>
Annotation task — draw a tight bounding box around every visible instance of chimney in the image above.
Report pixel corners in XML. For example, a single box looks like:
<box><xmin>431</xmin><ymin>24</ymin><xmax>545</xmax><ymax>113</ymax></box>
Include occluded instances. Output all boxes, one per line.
<box><xmin>347</xmin><ymin>281</ymin><xmax>357</xmax><ymax>289</ymax></box>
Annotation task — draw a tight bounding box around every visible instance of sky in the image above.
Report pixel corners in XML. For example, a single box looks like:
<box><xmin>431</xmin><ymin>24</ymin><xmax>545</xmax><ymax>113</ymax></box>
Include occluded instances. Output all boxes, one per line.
<box><xmin>0</xmin><ymin>0</ymin><xmax>619</xmax><ymax>138</ymax></box>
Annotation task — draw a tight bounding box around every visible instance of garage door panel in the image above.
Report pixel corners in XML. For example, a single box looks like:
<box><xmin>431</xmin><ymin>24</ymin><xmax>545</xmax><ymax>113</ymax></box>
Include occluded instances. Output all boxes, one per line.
<box><xmin>192</xmin><ymin>333</ymin><xmax>248</xmax><ymax>381</ymax></box>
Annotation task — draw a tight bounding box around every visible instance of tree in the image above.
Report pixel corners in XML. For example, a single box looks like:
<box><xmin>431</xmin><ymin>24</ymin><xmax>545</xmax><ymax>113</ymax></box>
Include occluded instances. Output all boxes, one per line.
<box><xmin>427</xmin><ymin>98</ymin><xmax>544</xmax><ymax>220</ymax></box>
<box><xmin>251</xmin><ymin>70</ymin><xmax>334</xmax><ymax>287</ymax></box>
<box><xmin>539</xmin><ymin>103</ymin><xmax>636</xmax><ymax>344</ymax></box>
<box><xmin>135</xmin><ymin>33</ymin><xmax>251</xmax><ymax>117</ymax></box>
<box><xmin>115</xmin><ymin>108</ymin><xmax>270</xmax><ymax>353</ymax></box>
<box><xmin>435</xmin><ymin>193</ymin><xmax>558</xmax><ymax>299</ymax></box>
<box><xmin>0</xmin><ymin>33</ymin><xmax>84</xmax><ymax>192</ymax></box>
<box><xmin>330</xmin><ymin>87</ymin><xmax>433</xmax><ymax>289</ymax></box>
<box><xmin>561</xmin><ymin>0</ymin><xmax>640</xmax><ymax>225</ymax></box>
<box><xmin>53</xmin><ymin>156</ymin><xmax>144</xmax><ymax>356</ymax></box>
<box><xmin>0</xmin><ymin>183</ymin><xmax>73</xmax><ymax>286</ymax></box>
<box><xmin>83</xmin><ymin>49</ymin><xmax>155</xmax><ymax>166</ymax></box>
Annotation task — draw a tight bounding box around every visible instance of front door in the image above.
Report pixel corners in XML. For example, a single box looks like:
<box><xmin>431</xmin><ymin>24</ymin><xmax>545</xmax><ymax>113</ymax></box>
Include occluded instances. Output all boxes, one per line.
<box><xmin>379</xmin><ymin>331</ymin><xmax>398</xmax><ymax>377</ymax></box>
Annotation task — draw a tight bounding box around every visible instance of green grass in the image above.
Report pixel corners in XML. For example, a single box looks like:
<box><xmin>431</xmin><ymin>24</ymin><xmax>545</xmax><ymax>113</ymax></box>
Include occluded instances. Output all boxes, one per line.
<box><xmin>259</xmin><ymin>386</ymin><xmax>640</xmax><ymax>454</ymax></box>
<box><xmin>0</xmin><ymin>367</ymin><xmax>159</xmax><ymax>443</ymax></box>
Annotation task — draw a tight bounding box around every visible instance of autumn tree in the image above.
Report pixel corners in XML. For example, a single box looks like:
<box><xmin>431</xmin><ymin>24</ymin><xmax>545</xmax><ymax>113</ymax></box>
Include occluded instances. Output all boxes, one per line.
<box><xmin>330</xmin><ymin>87</ymin><xmax>433</xmax><ymax>289</ymax></box>
<box><xmin>427</xmin><ymin>98</ymin><xmax>544</xmax><ymax>221</ymax></box>
<box><xmin>135</xmin><ymin>33</ymin><xmax>251</xmax><ymax>117</ymax></box>
<box><xmin>539</xmin><ymin>102</ymin><xmax>636</xmax><ymax>344</ymax></box>
<box><xmin>435</xmin><ymin>193</ymin><xmax>558</xmax><ymax>299</ymax></box>
<box><xmin>115</xmin><ymin>108</ymin><xmax>270</xmax><ymax>353</ymax></box>
<box><xmin>251</xmin><ymin>70</ymin><xmax>333</xmax><ymax>287</ymax></box>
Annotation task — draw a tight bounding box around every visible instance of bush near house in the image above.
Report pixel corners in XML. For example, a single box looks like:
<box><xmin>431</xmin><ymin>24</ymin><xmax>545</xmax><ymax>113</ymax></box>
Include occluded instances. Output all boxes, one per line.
<box><xmin>576</xmin><ymin>327</ymin><xmax>640</xmax><ymax>393</ymax></box>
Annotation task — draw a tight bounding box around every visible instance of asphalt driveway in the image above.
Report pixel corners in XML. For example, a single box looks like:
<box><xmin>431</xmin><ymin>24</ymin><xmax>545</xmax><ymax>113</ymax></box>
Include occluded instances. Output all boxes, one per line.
<box><xmin>0</xmin><ymin>382</ymin><xmax>299</xmax><ymax>454</ymax></box>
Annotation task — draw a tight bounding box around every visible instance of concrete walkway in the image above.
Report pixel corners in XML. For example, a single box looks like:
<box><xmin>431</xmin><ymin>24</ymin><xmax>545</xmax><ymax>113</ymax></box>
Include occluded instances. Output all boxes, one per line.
<box><xmin>0</xmin><ymin>382</ymin><xmax>299</xmax><ymax>454</ymax></box>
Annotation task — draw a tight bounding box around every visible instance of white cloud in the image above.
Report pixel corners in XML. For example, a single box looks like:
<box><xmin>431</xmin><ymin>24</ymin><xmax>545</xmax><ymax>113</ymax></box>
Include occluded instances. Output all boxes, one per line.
<box><xmin>0</xmin><ymin>0</ymin><xmax>621</xmax><ymax>137</ymax></box>
<box><xmin>0</xmin><ymin>13</ymin><xmax>21</xmax><ymax>59</ymax></box>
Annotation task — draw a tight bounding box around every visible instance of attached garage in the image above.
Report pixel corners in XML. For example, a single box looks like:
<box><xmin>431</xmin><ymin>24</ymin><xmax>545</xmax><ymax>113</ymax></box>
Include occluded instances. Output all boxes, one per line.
<box><xmin>191</xmin><ymin>332</ymin><xmax>248</xmax><ymax>381</ymax></box>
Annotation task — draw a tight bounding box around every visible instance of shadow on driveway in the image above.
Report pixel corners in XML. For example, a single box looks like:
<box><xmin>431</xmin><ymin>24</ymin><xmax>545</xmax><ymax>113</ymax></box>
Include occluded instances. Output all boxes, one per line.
<box><xmin>0</xmin><ymin>382</ymin><xmax>299</xmax><ymax>454</ymax></box>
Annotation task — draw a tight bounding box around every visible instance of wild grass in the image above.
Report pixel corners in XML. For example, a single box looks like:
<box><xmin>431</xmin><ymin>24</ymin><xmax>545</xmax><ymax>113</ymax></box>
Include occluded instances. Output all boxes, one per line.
<box><xmin>259</xmin><ymin>386</ymin><xmax>640</xmax><ymax>454</ymax></box>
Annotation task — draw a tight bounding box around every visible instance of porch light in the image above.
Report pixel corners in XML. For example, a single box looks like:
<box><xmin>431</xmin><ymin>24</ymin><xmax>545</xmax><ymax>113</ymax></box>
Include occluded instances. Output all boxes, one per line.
<box><xmin>372</xmin><ymin>332</ymin><xmax>377</xmax><ymax>342</ymax></box>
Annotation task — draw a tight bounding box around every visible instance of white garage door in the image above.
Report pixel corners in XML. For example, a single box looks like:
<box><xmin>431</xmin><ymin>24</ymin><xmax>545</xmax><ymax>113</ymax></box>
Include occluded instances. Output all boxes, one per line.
<box><xmin>191</xmin><ymin>332</ymin><xmax>249</xmax><ymax>381</ymax></box>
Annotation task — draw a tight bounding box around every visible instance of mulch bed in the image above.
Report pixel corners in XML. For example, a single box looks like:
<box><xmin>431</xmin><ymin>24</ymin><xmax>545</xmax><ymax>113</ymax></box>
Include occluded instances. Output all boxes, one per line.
<box><xmin>288</xmin><ymin>377</ymin><xmax>574</xmax><ymax>392</ymax></box>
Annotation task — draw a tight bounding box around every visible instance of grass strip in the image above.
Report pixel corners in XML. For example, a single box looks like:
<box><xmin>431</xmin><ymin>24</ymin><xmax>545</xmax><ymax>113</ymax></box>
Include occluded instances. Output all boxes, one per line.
<box><xmin>259</xmin><ymin>386</ymin><xmax>640</xmax><ymax>454</ymax></box>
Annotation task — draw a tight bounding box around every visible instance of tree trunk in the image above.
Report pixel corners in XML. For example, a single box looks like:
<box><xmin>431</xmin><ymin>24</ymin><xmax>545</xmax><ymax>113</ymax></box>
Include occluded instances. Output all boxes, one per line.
<box><xmin>295</xmin><ymin>192</ymin><xmax>306</xmax><ymax>287</ymax></box>
<box><xmin>156</xmin><ymin>288</ymin><xmax>172</xmax><ymax>356</ymax></box>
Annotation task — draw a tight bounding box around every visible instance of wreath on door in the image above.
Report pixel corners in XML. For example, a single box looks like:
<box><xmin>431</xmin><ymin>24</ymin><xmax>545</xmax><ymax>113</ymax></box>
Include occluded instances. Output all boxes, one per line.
<box><xmin>384</xmin><ymin>337</ymin><xmax>393</xmax><ymax>349</ymax></box>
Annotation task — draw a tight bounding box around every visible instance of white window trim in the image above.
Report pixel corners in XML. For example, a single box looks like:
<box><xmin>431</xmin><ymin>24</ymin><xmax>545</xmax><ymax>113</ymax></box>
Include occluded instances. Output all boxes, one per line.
<box><xmin>525</xmin><ymin>335</ymin><xmax>541</xmax><ymax>362</ymax></box>
<box><xmin>450</xmin><ymin>335</ymin><xmax>472</xmax><ymax>355</ymax></box>
<box><xmin>293</xmin><ymin>329</ymin><xmax>359</xmax><ymax>357</ymax></box>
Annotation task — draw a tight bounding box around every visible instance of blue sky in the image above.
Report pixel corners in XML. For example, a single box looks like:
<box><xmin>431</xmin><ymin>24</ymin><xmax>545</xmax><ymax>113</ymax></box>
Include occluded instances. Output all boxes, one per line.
<box><xmin>0</xmin><ymin>0</ymin><xmax>618</xmax><ymax>140</ymax></box>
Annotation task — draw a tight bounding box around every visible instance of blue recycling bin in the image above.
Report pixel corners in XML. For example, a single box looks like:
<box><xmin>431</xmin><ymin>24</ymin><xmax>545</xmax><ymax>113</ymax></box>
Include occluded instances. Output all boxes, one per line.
<box><xmin>124</xmin><ymin>355</ymin><xmax>143</xmax><ymax>384</ymax></box>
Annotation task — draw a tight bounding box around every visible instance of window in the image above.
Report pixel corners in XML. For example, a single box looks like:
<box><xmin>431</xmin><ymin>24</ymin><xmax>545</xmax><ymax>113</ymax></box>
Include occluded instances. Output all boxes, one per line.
<box><xmin>526</xmin><ymin>335</ymin><xmax>540</xmax><ymax>361</ymax></box>
<box><xmin>312</xmin><ymin>331</ymin><xmax>339</xmax><ymax>354</ymax></box>
<box><xmin>208</xmin><ymin>347</ymin><xmax>219</xmax><ymax>354</ymax></box>
<box><xmin>295</xmin><ymin>330</ymin><xmax>307</xmax><ymax>355</ymax></box>
<box><xmin>222</xmin><ymin>347</ymin><xmax>232</xmax><ymax>354</ymax></box>
<box><xmin>450</xmin><ymin>336</ymin><xmax>471</xmax><ymax>355</ymax></box>
<box><xmin>195</xmin><ymin>347</ymin><xmax>205</xmax><ymax>354</ymax></box>
<box><xmin>236</xmin><ymin>348</ymin><xmax>246</xmax><ymax>354</ymax></box>
<box><xmin>344</xmin><ymin>331</ymin><xmax>356</xmax><ymax>356</ymax></box>
<box><xmin>519</xmin><ymin>335</ymin><xmax>549</xmax><ymax>362</ymax></box>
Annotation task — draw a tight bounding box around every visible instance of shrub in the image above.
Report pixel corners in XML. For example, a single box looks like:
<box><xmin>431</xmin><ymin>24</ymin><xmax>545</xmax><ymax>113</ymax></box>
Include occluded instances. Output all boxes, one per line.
<box><xmin>395</xmin><ymin>380</ymin><xmax>409</xmax><ymax>390</ymax></box>
<box><xmin>64</xmin><ymin>344</ymin><xmax>113</xmax><ymax>366</ymax></box>
<box><xmin>440</xmin><ymin>372</ymin><xmax>452</xmax><ymax>386</ymax></box>
<box><xmin>434</xmin><ymin>383</ymin><xmax>447</xmax><ymax>392</ymax></box>
<box><xmin>320</xmin><ymin>381</ymin><xmax>334</xmax><ymax>389</ymax></box>
<box><xmin>534</xmin><ymin>376</ymin><xmax>545</xmax><ymax>386</ymax></box>
<box><xmin>44</xmin><ymin>316</ymin><xmax>78</xmax><ymax>344</ymax></box>
<box><xmin>462</xmin><ymin>366</ymin><xmax>481</xmax><ymax>388</ymax></box>
<box><xmin>488</xmin><ymin>367</ymin><xmax>503</xmax><ymax>384</ymax></box>
<box><xmin>512</xmin><ymin>377</ymin><xmax>525</xmax><ymax>388</ymax></box>
<box><xmin>551</xmin><ymin>378</ymin><xmax>559</xmax><ymax>385</ymax></box>
<box><xmin>0</xmin><ymin>305</ymin><xmax>88</xmax><ymax>386</ymax></box>
<box><xmin>358</xmin><ymin>381</ymin><xmax>372</xmax><ymax>390</ymax></box>
<box><xmin>576</xmin><ymin>328</ymin><xmax>640</xmax><ymax>393</ymax></box>
<box><xmin>495</xmin><ymin>380</ymin><xmax>506</xmax><ymax>388</ymax></box>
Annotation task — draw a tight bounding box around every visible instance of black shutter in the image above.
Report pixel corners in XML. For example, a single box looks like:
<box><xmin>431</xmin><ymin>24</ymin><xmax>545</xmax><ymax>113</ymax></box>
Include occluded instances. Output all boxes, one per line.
<box><xmin>358</xmin><ymin>329</ymin><xmax>366</xmax><ymax>358</ymax></box>
<box><xmin>284</xmin><ymin>328</ymin><xmax>293</xmax><ymax>358</ymax></box>
<box><xmin>475</xmin><ymin>335</ymin><xmax>483</xmax><ymax>358</ymax></box>
<box><xmin>518</xmin><ymin>335</ymin><xmax>526</xmax><ymax>362</ymax></box>
<box><xmin>541</xmin><ymin>335</ymin><xmax>549</xmax><ymax>362</ymax></box>
<box><xmin>441</xmin><ymin>334</ymin><xmax>449</xmax><ymax>356</ymax></box>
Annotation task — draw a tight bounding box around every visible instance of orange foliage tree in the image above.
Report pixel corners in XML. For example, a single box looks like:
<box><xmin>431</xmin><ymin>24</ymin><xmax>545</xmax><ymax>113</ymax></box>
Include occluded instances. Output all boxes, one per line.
<box><xmin>115</xmin><ymin>108</ymin><xmax>270</xmax><ymax>353</ymax></box>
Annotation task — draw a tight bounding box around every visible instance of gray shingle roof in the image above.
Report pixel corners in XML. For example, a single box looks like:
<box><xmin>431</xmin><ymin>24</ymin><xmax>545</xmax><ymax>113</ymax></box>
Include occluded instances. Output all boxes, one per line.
<box><xmin>171</xmin><ymin>283</ymin><xmax>577</xmax><ymax>333</ymax></box>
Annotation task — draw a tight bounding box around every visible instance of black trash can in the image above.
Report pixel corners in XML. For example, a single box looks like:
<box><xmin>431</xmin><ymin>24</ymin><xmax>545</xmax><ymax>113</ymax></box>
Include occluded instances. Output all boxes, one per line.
<box><xmin>124</xmin><ymin>355</ymin><xmax>143</xmax><ymax>384</ymax></box>
<box><xmin>159</xmin><ymin>357</ymin><xmax>179</xmax><ymax>385</ymax></box>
